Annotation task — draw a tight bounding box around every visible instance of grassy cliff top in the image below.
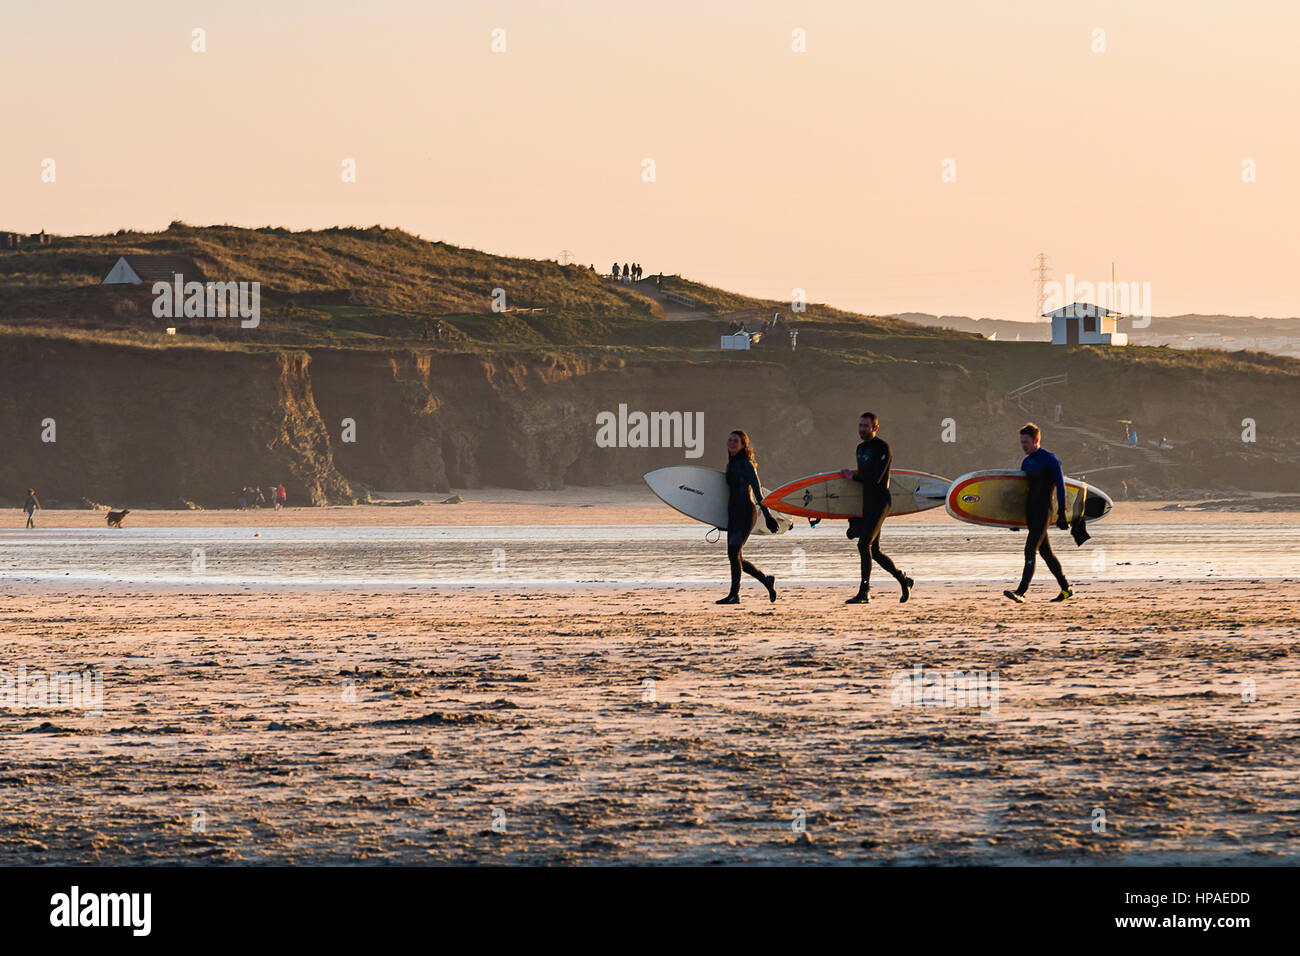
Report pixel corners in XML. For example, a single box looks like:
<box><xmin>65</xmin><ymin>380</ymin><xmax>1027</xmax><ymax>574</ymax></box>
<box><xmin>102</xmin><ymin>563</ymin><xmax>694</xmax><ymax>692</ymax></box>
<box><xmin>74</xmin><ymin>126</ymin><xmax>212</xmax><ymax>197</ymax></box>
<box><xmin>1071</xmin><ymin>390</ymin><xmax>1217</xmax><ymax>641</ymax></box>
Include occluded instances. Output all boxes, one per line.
<box><xmin>1</xmin><ymin>224</ymin><xmax>1297</xmax><ymax>391</ymax></box>
<box><xmin>0</xmin><ymin>222</ymin><xmax>912</xmax><ymax>333</ymax></box>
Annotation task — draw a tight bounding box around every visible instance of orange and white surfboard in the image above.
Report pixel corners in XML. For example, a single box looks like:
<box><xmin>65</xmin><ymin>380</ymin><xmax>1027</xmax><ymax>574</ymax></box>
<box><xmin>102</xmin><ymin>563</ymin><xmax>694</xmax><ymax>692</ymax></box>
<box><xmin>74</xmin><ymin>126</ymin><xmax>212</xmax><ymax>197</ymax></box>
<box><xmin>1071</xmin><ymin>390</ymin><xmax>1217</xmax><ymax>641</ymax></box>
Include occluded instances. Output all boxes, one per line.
<box><xmin>762</xmin><ymin>470</ymin><xmax>950</xmax><ymax>520</ymax></box>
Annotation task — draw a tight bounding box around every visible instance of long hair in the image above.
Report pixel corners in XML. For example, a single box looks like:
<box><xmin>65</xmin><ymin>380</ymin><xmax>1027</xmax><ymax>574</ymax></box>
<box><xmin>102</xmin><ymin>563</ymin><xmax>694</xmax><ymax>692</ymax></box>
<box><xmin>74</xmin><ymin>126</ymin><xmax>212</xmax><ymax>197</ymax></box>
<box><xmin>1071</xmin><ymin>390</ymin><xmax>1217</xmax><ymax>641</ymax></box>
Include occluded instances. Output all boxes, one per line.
<box><xmin>728</xmin><ymin>429</ymin><xmax>756</xmax><ymax>463</ymax></box>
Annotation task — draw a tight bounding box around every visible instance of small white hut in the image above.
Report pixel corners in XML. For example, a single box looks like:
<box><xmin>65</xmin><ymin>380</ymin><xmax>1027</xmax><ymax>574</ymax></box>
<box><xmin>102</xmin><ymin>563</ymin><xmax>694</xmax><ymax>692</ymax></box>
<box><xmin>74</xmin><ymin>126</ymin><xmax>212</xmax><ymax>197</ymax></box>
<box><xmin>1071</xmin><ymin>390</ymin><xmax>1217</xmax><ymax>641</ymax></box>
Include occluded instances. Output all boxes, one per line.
<box><xmin>102</xmin><ymin>255</ymin><xmax>205</xmax><ymax>285</ymax></box>
<box><xmin>1044</xmin><ymin>302</ymin><xmax>1127</xmax><ymax>346</ymax></box>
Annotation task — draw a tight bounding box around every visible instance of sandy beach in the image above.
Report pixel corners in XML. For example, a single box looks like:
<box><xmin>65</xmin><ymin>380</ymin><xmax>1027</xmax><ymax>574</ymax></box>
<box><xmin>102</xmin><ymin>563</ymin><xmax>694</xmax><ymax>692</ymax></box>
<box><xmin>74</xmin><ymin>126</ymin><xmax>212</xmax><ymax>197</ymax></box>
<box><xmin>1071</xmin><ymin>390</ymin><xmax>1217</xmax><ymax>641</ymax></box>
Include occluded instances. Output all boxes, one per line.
<box><xmin>1</xmin><ymin>491</ymin><xmax>1297</xmax><ymax>864</ymax></box>
<box><xmin>12</xmin><ymin>489</ymin><xmax>1300</xmax><ymax>529</ymax></box>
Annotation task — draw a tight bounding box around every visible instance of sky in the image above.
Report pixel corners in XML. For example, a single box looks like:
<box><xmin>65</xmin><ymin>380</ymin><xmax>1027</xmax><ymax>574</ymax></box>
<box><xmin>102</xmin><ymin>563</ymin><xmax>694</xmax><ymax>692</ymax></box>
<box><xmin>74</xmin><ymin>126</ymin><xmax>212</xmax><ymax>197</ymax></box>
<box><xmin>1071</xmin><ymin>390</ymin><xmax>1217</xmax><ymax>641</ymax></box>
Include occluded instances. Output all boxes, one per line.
<box><xmin>2</xmin><ymin>0</ymin><xmax>1298</xmax><ymax>321</ymax></box>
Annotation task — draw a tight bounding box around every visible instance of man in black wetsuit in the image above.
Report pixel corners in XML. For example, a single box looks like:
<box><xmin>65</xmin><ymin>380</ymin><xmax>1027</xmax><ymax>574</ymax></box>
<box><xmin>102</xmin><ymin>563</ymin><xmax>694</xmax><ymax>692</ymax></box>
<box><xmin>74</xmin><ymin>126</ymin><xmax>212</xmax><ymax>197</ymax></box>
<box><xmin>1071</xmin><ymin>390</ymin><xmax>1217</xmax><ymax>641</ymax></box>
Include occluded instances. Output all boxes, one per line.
<box><xmin>1004</xmin><ymin>422</ymin><xmax>1074</xmax><ymax>603</ymax></box>
<box><xmin>839</xmin><ymin>412</ymin><xmax>913</xmax><ymax>604</ymax></box>
<box><xmin>717</xmin><ymin>429</ymin><xmax>779</xmax><ymax>605</ymax></box>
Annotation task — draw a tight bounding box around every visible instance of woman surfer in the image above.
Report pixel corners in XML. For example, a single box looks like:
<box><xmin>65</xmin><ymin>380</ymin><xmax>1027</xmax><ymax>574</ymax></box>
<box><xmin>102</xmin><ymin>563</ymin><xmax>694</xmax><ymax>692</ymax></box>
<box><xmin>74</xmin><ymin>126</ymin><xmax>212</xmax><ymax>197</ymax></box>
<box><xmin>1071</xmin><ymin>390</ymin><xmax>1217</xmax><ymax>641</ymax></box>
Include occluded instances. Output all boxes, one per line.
<box><xmin>717</xmin><ymin>430</ymin><xmax>779</xmax><ymax>605</ymax></box>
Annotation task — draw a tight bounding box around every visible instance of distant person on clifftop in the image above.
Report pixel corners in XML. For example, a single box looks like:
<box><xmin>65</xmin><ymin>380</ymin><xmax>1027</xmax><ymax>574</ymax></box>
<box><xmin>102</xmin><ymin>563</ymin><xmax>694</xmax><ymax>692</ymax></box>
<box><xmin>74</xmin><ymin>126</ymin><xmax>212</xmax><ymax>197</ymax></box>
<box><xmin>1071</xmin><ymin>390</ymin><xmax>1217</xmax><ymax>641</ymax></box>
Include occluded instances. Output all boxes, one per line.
<box><xmin>611</xmin><ymin>261</ymin><xmax>619</xmax><ymax>278</ymax></box>
<box><xmin>23</xmin><ymin>488</ymin><xmax>40</xmax><ymax>528</ymax></box>
<box><xmin>622</xmin><ymin>263</ymin><xmax>630</xmax><ymax>283</ymax></box>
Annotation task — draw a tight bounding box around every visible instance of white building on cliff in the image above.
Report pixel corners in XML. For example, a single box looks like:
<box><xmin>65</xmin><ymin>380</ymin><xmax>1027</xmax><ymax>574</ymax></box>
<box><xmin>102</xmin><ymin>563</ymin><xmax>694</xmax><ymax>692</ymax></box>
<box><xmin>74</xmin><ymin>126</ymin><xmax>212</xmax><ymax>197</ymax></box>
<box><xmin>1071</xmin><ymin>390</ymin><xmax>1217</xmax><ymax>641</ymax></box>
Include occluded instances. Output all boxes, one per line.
<box><xmin>1044</xmin><ymin>302</ymin><xmax>1127</xmax><ymax>346</ymax></box>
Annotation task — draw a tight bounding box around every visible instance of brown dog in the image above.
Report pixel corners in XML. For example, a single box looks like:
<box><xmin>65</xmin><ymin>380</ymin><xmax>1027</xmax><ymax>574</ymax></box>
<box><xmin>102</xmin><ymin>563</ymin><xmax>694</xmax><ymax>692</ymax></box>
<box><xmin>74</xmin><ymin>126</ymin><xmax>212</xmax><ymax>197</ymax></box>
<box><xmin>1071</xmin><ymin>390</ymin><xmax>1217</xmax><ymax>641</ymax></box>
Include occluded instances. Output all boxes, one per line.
<box><xmin>106</xmin><ymin>509</ymin><xmax>130</xmax><ymax>528</ymax></box>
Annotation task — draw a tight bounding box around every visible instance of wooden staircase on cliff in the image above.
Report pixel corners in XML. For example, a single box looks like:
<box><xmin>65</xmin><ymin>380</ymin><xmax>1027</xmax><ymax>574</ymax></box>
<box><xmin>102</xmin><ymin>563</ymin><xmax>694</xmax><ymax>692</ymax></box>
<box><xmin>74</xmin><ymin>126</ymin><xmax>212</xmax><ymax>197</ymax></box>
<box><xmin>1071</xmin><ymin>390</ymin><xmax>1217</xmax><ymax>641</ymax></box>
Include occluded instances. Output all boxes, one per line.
<box><xmin>1005</xmin><ymin>372</ymin><xmax>1175</xmax><ymax>468</ymax></box>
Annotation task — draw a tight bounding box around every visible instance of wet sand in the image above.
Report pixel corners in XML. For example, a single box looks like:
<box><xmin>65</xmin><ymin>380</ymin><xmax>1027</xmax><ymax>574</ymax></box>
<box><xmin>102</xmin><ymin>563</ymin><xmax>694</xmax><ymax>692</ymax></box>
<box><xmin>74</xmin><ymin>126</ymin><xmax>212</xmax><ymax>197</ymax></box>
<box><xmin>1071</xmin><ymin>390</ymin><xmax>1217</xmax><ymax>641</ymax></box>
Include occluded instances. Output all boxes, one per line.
<box><xmin>2</xmin><ymin>591</ymin><xmax>1297</xmax><ymax>864</ymax></box>
<box><xmin>1</xmin><ymin>493</ymin><xmax>1298</xmax><ymax>864</ymax></box>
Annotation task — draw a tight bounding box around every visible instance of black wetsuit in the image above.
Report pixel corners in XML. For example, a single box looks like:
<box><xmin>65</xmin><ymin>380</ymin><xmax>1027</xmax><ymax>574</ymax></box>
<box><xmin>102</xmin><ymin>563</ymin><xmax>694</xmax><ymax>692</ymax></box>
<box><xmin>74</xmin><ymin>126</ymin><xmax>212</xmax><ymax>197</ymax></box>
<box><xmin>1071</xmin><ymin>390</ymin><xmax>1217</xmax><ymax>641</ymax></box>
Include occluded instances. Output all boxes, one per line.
<box><xmin>1016</xmin><ymin>447</ymin><xmax>1070</xmax><ymax>594</ymax></box>
<box><xmin>853</xmin><ymin>437</ymin><xmax>905</xmax><ymax>589</ymax></box>
<box><xmin>724</xmin><ymin>454</ymin><xmax>770</xmax><ymax>597</ymax></box>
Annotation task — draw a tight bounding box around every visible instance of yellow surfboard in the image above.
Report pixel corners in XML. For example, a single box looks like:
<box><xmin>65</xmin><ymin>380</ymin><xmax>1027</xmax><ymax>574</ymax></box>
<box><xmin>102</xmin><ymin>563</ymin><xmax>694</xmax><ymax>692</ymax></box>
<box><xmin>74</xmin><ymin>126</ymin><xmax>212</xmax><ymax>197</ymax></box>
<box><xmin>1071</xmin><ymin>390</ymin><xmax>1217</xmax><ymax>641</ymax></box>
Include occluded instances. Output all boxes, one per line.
<box><xmin>945</xmin><ymin>469</ymin><xmax>1112</xmax><ymax>529</ymax></box>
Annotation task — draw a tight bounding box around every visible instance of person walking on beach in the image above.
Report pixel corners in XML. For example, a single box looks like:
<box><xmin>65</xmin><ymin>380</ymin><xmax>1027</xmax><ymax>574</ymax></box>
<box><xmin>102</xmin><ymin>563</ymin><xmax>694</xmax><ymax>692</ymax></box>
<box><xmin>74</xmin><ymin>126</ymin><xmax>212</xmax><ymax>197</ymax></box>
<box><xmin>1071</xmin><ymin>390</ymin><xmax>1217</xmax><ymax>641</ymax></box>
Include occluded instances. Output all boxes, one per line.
<box><xmin>840</xmin><ymin>413</ymin><xmax>913</xmax><ymax>604</ymax></box>
<box><xmin>1004</xmin><ymin>422</ymin><xmax>1073</xmax><ymax>604</ymax></box>
<box><xmin>23</xmin><ymin>488</ymin><xmax>40</xmax><ymax>528</ymax></box>
<box><xmin>275</xmin><ymin>483</ymin><xmax>287</xmax><ymax>510</ymax></box>
<box><xmin>716</xmin><ymin>430</ymin><xmax>779</xmax><ymax>605</ymax></box>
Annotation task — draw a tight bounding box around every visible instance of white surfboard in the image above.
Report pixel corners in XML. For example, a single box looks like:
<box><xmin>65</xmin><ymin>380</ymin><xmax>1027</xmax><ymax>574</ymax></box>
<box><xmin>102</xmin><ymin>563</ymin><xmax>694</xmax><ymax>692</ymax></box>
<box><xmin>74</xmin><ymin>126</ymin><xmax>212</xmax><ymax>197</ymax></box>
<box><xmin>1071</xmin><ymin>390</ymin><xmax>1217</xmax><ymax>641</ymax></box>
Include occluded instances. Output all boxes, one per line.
<box><xmin>644</xmin><ymin>466</ymin><xmax>793</xmax><ymax>535</ymax></box>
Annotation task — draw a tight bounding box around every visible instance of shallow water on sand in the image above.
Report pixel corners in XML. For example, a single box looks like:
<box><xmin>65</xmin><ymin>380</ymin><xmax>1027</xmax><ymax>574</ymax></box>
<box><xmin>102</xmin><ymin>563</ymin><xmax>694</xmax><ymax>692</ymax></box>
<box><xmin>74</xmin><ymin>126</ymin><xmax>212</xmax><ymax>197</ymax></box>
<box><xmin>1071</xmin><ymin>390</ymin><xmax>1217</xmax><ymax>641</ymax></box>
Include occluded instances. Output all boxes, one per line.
<box><xmin>1</xmin><ymin>522</ymin><xmax>1296</xmax><ymax>586</ymax></box>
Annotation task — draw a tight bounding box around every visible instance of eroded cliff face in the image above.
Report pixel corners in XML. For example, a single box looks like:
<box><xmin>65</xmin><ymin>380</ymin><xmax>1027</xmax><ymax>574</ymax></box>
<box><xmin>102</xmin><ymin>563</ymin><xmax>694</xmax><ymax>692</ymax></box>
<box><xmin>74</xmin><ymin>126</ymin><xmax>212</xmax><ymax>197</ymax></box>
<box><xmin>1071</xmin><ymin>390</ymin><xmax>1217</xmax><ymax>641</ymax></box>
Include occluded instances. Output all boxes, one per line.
<box><xmin>0</xmin><ymin>341</ymin><xmax>350</xmax><ymax>508</ymax></box>
<box><xmin>1</xmin><ymin>338</ymin><xmax>1296</xmax><ymax>508</ymax></box>
<box><xmin>304</xmin><ymin>350</ymin><xmax>1004</xmax><ymax>494</ymax></box>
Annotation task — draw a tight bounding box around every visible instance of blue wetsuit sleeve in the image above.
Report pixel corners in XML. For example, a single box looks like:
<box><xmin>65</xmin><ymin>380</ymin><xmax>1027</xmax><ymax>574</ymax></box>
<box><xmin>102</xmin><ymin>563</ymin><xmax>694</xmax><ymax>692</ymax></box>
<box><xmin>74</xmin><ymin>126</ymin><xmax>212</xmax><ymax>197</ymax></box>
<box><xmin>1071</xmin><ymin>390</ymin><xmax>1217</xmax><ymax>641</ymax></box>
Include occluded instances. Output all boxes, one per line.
<box><xmin>1051</xmin><ymin>454</ymin><xmax>1066</xmax><ymax>513</ymax></box>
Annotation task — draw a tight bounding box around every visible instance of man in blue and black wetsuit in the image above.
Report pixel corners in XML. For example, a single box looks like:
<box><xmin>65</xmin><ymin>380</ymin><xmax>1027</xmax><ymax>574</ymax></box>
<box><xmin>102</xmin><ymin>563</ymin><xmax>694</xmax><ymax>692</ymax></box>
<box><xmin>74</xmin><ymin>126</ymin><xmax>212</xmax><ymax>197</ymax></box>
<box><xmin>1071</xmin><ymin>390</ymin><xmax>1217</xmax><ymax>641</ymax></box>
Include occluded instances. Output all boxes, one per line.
<box><xmin>840</xmin><ymin>412</ymin><xmax>914</xmax><ymax>604</ymax></box>
<box><xmin>1004</xmin><ymin>422</ymin><xmax>1074</xmax><ymax>604</ymax></box>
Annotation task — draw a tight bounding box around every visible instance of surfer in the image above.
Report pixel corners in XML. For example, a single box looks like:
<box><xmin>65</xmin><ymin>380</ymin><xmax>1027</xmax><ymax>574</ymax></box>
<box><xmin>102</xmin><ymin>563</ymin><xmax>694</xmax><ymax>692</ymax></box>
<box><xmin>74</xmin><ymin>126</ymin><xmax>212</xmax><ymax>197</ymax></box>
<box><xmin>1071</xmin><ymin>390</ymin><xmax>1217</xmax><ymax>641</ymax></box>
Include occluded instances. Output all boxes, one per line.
<box><xmin>839</xmin><ymin>413</ymin><xmax>913</xmax><ymax>604</ymax></box>
<box><xmin>717</xmin><ymin>430</ymin><xmax>779</xmax><ymax>605</ymax></box>
<box><xmin>1004</xmin><ymin>423</ymin><xmax>1074</xmax><ymax>603</ymax></box>
<box><xmin>23</xmin><ymin>488</ymin><xmax>40</xmax><ymax>528</ymax></box>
